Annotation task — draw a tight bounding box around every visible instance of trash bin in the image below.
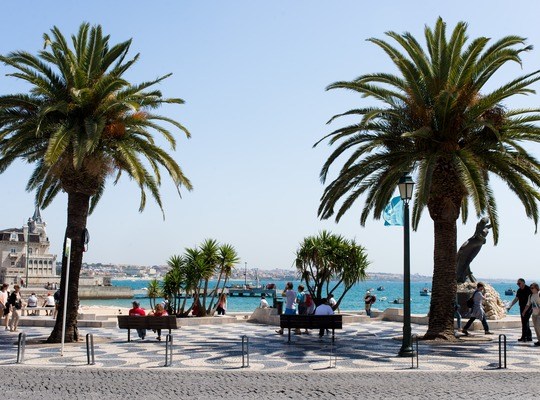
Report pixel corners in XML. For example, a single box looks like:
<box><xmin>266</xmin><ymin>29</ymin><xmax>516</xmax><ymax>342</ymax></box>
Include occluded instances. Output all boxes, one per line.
<box><xmin>274</xmin><ymin>300</ymin><xmax>283</xmax><ymax>315</ymax></box>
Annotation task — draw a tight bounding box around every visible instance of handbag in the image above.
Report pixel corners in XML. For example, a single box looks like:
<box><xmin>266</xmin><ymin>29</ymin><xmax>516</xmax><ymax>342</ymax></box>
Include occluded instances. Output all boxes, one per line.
<box><xmin>531</xmin><ymin>295</ymin><xmax>540</xmax><ymax>316</ymax></box>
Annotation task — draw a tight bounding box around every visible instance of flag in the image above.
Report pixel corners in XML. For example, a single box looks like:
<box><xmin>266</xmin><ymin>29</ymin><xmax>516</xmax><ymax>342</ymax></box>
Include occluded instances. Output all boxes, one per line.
<box><xmin>383</xmin><ymin>196</ymin><xmax>403</xmax><ymax>226</ymax></box>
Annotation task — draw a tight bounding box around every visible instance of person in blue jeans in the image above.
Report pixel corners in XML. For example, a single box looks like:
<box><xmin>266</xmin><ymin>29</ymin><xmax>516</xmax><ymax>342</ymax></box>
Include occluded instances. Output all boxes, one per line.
<box><xmin>462</xmin><ymin>282</ymin><xmax>492</xmax><ymax>335</ymax></box>
<box><xmin>276</xmin><ymin>282</ymin><xmax>296</xmax><ymax>334</ymax></box>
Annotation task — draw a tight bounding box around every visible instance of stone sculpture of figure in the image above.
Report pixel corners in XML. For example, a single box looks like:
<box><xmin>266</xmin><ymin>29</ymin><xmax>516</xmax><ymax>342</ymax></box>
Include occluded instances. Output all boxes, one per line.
<box><xmin>456</xmin><ymin>217</ymin><xmax>492</xmax><ymax>283</ymax></box>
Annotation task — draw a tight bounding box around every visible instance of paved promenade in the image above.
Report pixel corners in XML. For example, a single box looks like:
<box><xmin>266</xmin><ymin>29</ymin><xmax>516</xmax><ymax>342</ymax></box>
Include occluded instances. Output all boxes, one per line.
<box><xmin>1</xmin><ymin>319</ymin><xmax>538</xmax><ymax>399</ymax></box>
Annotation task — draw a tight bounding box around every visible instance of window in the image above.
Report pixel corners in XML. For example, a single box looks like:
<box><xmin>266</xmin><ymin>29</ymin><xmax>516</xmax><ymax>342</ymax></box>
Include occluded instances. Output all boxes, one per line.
<box><xmin>10</xmin><ymin>233</ymin><xmax>18</xmax><ymax>241</ymax></box>
<box><xmin>28</xmin><ymin>248</ymin><xmax>32</xmax><ymax>254</ymax></box>
<box><xmin>10</xmin><ymin>262</ymin><xmax>14</xmax><ymax>266</ymax></box>
<box><xmin>10</xmin><ymin>248</ymin><xmax>16</xmax><ymax>253</ymax></box>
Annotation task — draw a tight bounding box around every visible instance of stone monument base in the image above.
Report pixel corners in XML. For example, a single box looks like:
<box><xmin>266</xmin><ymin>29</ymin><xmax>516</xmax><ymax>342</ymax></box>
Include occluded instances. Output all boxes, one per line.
<box><xmin>457</xmin><ymin>282</ymin><xmax>506</xmax><ymax>320</ymax></box>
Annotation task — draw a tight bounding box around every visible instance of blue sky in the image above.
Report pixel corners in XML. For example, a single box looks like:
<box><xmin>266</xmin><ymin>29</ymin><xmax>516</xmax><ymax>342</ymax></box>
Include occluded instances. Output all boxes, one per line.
<box><xmin>1</xmin><ymin>1</ymin><xmax>540</xmax><ymax>280</ymax></box>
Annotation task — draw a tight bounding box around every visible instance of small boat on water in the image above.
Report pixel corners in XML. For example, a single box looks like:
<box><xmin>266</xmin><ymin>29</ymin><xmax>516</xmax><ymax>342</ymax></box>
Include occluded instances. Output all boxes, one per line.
<box><xmin>419</xmin><ymin>288</ymin><xmax>431</xmax><ymax>296</ymax></box>
<box><xmin>505</xmin><ymin>288</ymin><xmax>516</xmax><ymax>296</ymax></box>
<box><xmin>380</xmin><ymin>296</ymin><xmax>387</xmax><ymax>301</ymax></box>
<box><xmin>377</xmin><ymin>286</ymin><xmax>385</xmax><ymax>291</ymax></box>
<box><xmin>392</xmin><ymin>298</ymin><xmax>404</xmax><ymax>304</ymax></box>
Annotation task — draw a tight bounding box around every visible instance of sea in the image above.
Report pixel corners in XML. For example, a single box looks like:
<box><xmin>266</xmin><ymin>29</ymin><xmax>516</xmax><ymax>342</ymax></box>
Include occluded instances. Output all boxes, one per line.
<box><xmin>79</xmin><ymin>278</ymin><xmax>522</xmax><ymax>316</ymax></box>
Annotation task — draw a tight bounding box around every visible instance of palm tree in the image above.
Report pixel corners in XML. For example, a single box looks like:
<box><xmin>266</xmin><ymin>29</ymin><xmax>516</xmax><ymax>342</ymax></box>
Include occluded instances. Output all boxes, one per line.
<box><xmin>198</xmin><ymin>239</ymin><xmax>220</xmax><ymax>315</ymax></box>
<box><xmin>0</xmin><ymin>24</ymin><xmax>192</xmax><ymax>342</ymax></box>
<box><xmin>208</xmin><ymin>243</ymin><xmax>240</xmax><ymax>312</ymax></box>
<box><xmin>315</xmin><ymin>18</ymin><xmax>540</xmax><ymax>339</ymax></box>
<box><xmin>162</xmin><ymin>255</ymin><xmax>186</xmax><ymax>314</ymax></box>
<box><xmin>295</xmin><ymin>231</ymin><xmax>369</xmax><ymax>308</ymax></box>
<box><xmin>146</xmin><ymin>279</ymin><xmax>161</xmax><ymax>310</ymax></box>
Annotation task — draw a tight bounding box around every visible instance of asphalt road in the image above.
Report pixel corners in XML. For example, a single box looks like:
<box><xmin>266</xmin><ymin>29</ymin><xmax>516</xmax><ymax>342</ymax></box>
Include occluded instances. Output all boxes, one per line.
<box><xmin>5</xmin><ymin>368</ymin><xmax>535</xmax><ymax>400</ymax></box>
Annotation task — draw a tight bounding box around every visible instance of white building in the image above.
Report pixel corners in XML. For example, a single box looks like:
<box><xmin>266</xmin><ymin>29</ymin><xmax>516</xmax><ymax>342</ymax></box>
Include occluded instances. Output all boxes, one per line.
<box><xmin>0</xmin><ymin>208</ymin><xmax>58</xmax><ymax>286</ymax></box>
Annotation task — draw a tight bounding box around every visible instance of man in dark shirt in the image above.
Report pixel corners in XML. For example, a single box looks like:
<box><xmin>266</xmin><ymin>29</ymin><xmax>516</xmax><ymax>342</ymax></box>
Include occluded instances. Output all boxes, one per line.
<box><xmin>507</xmin><ymin>278</ymin><xmax>533</xmax><ymax>342</ymax></box>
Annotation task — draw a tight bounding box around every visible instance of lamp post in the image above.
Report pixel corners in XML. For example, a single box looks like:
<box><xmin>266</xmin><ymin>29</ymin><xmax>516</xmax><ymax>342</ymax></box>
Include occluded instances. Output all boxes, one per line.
<box><xmin>25</xmin><ymin>220</ymin><xmax>30</xmax><ymax>288</ymax></box>
<box><xmin>398</xmin><ymin>173</ymin><xmax>415</xmax><ymax>357</ymax></box>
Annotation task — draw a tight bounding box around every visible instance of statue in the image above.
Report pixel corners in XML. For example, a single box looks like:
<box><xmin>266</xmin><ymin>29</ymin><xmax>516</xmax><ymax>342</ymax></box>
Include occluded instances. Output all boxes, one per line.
<box><xmin>456</xmin><ymin>217</ymin><xmax>492</xmax><ymax>283</ymax></box>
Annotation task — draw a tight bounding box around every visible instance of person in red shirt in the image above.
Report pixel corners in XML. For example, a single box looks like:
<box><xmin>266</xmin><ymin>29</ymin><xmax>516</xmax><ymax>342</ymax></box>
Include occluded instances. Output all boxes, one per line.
<box><xmin>149</xmin><ymin>303</ymin><xmax>168</xmax><ymax>341</ymax></box>
<box><xmin>128</xmin><ymin>301</ymin><xmax>146</xmax><ymax>340</ymax></box>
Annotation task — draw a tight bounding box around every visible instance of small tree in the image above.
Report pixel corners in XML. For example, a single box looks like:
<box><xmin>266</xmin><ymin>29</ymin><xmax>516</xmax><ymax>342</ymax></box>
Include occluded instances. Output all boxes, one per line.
<box><xmin>295</xmin><ymin>231</ymin><xmax>369</xmax><ymax>309</ymax></box>
<box><xmin>146</xmin><ymin>279</ymin><xmax>161</xmax><ymax>310</ymax></box>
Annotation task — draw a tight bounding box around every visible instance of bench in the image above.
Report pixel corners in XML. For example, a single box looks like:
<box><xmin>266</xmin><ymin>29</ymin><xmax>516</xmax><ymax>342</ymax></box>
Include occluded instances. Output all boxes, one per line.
<box><xmin>117</xmin><ymin>315</ymin><xmax>179</xmax><ymax>342</ymax></box>
<box><xmin>280</xmin><ymin>314</ymin><xmax>343</xmax><ymax>343</ymax></box>
<box><xmin>22</xmin><ymin>306</ymin><xmax>55</xmax><ymax>316</ymax></box>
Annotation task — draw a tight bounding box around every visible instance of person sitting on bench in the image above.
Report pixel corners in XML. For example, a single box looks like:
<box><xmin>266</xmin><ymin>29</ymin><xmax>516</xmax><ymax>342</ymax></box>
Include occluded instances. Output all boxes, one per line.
<box><xmin>314</xmin><ymin>298</ymin><xmax>334</xmax><ymax>338</ymax></box>
<box><xmin>128</xmin><ymin>301</ymin><xmax>146</xmax><ymax>340</ymax></box>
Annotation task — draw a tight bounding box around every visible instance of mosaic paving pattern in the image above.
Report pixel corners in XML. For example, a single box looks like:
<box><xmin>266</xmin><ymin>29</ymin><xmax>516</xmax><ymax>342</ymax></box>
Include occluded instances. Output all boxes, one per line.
<box><xmin>1</xmin><ymin>321</ymin><xmax>539</xmax><ymax>371</ymax></box>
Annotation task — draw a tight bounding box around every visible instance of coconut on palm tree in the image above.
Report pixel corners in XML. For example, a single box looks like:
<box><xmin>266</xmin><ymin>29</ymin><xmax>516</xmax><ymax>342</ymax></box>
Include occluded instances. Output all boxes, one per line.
<box><xmin>316</xmin><ymin>18</ymin><xmax>540</xmax><ymax>339</ymax></box>
<box><xmin>0</xmin><ymin>23</ymin><xmax>191</xmax><ymax>342</ymax></box>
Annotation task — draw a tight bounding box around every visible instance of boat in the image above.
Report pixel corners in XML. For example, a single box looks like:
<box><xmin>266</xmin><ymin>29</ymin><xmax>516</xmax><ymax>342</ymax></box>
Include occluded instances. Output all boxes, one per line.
<box><xmin>377</xmin><ymin>286</ymin><xmax>385</xmax><ymax>291</ymax></box>
<box><xmin>504</xmin><ymin>288</ymin><xmax>516</xmax><ymax>296</ymax></box>
<box><xmin>380</xmin><ymin>296</ymin><xmax>387</xmax><ymax>302</ymax></box>
<box><xmin>392</xmin><ymin>298</ymin><xmax>404</xmax><ymax>304</ymax></box>
<box><xmin>419</xmin><ymin>288</ymin><xmax>431</xmax><ymax>296</ymax></box>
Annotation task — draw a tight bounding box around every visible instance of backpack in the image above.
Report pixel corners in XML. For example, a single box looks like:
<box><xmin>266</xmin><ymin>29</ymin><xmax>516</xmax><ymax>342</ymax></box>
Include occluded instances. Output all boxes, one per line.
<box><xmin>466</xmin><ymin>293</ymin><xmax>475</xmax><ymax>309</ymax></box>
<box><xmin>304</xmin><ymin>293</ymin><xmax>313</xmax><ymax>308</ymax></box>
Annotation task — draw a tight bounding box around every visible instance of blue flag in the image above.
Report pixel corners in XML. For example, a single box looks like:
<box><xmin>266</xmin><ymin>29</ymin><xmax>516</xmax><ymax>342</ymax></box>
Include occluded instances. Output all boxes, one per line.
<box><xmin>383</xmin><ymin>196</ymin><xmax>404</xmax><ymax>226</ymax></box>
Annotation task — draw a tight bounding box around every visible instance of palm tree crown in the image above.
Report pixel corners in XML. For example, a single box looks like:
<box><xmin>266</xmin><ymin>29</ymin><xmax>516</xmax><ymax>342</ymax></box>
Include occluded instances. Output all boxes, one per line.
<box><xmin>317</xmin><ymin>17</ymin><xmax>540</xmax><ymax>241</ymax></box>
<box><xmin>0</xmin><ymin>23</ymin><xmax>192</xmax><ymax>213</ymax></box>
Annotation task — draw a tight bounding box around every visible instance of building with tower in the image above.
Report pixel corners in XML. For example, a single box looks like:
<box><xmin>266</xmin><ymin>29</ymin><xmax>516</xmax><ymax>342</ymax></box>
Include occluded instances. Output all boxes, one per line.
<box><xmin>0</xmin><ymin>208</ymin><xmax>58</xmax><ymax>286</ymax></box>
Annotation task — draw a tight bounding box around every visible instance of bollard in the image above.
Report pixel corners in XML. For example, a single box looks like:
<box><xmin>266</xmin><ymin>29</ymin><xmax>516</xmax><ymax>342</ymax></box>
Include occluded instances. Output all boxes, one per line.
<box><xmin>411</xmin><ymin>335</ymin><xmax>419</xmax><ymax>369</ymax></box>
<box><xmin>329</xmin><ymin>342</ymin><xmax>337</xmax><ymax>369</ymax></box>
<box><xmin>241</xmin><ymin>335</ymin><xmax>250</xmax><ymax>368</ymax></box>
<box><xmin>498</xmin><ymin>334</ymin><xmax>507</xmax><ymax>369</ymax></box>
<box><xmin>165</xmin><ymin>334</ymin><xmax>173</xmax><ymax>367</ymax></box>
<box><xmin>17</xmin><ymin>332</ymin><xmax>27</xmax><ymax>364</ymax></box>
<box><xmin>86</xmin><ymin>333</ymin><xmax>95</xmax><ymax>365</ymax></box>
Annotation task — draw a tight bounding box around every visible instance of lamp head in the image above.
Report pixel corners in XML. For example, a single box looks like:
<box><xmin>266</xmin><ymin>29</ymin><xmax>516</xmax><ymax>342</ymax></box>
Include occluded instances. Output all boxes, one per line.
<box><xmin>398</xmin><ymin>174</ymin><xmax>415</xmax><ymax>202</ymax></box>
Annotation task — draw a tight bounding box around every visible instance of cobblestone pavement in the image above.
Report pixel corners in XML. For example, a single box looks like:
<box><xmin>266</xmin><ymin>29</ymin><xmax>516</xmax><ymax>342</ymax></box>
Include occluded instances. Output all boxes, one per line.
<box><xmin>1</xmin><ymin>320</ymin><xmax>539</xmax><ymax>399</ymax></box>
<box><xmin>4</xmin><ymin>368</ymin><xmax>538</xmax><ymax>399</ymax></box>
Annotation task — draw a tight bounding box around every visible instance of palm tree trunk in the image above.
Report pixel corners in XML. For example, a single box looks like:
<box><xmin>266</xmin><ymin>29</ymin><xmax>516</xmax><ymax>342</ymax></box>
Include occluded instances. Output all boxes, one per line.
<box><xmin>424</xmin><ymin>218</ymin><xmax>458</xmax><ymax>340</ymax></box>
<box><xmin>47</xmin><ymin>191</ymin><xmax>90</xmax><ymax>343</ymax></box>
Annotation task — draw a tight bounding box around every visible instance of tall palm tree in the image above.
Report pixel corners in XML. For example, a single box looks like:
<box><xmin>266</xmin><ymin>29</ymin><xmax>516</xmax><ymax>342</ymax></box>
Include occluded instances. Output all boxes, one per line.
<box><xmin>198</xmin><ymin>238</ymin><xmax>220</xmax><ymax>315</ymax></box>
<box><xmin>295</xmin><ymin>230</ymin><xmax>369</xmax><ymax>308</ymax></box>
<box><xmin>316</xmin><ymin>18</ymin><xmax>540</xmax><ymax>339</ymax></box>
<box><xmin>0</xmin><ymin>24</ymin><xmax>192</xmax><ymax>342</ymax></box>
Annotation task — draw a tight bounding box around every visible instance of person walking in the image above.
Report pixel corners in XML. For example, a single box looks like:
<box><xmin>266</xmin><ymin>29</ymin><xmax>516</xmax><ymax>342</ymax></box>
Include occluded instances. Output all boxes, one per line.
<box><xmin>1</xmin><ymin>283</ymin><xmax>9</xmax><ymax>330</ymax></box>
<box><xmin>364</xmin><ymin>291</ymin><xmax>376</xmax><ymax>317</ymax></box>
<box><xmin>8</xmin><ymin>284</ymin><xmax>23</xmax><ymax>332</ymax></box>
<box><xmin>507</xmin><ymin>278</ymin><xmax>533</xmax><ymax>342</ymax></box>
<box><xmin>462</xmin><ymin>282</ymin><xmax>492</xmax><ymax>336</ymax></box>
<box><xmin>216</xmin><ymin>293</ymin><xmax>227</xmax><ymax>315</ymax></box>
<box><xmin>522</xmin><ymin>282</ymin><xmax>540</xmax><ymax>346</ymax></box>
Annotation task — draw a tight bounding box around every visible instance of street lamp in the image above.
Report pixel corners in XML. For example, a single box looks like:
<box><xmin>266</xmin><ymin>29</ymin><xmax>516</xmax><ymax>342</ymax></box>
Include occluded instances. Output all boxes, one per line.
<box><xmin>398</xmin><ymin>173</ymin><xmax>415</xmax><ymax>357</ymax></box>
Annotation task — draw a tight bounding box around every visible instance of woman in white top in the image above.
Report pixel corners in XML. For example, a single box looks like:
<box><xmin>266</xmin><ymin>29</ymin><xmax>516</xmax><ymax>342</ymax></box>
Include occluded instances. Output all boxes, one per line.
<box><xmin>523</xmin><ymin>282</ymin><xmax>540</xmax><ymax>346</ymax></box>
